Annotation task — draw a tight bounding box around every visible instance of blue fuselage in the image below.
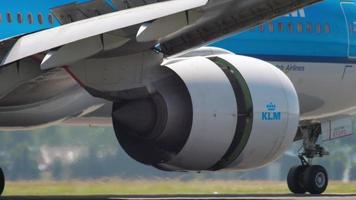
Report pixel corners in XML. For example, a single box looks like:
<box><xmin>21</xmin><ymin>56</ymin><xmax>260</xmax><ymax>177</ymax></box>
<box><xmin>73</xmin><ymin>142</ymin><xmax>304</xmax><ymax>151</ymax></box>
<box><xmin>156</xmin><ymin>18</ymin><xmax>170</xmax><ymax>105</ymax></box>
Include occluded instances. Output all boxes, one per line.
<box><xmin>213</xmin><ymin>0</ymin><xmax>356</xmax><ymax>64</ymax></box>
<box><xmin>0</xmin><ymin>0</ymin><xmax>355</xmax><ymax>63</ymax></box>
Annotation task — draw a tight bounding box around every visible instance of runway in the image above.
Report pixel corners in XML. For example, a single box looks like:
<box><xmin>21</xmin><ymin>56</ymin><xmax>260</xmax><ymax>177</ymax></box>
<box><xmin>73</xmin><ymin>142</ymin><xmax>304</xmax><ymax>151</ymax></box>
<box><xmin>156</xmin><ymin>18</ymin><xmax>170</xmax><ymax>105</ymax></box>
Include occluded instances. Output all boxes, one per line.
<box><xmin>2</xmin><ymin>194</ymin><xmax>356</xmax><ymax>200</ymax></box>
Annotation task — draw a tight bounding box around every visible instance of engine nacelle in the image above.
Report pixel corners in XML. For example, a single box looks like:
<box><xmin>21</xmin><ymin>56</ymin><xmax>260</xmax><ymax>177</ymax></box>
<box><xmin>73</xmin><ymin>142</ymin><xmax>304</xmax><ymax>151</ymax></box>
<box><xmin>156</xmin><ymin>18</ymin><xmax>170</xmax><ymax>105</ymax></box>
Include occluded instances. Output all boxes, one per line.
<box><xmin>112</xmin><ymin>55</ymin><xmax>299</xmax><ymax>171</ymax></box>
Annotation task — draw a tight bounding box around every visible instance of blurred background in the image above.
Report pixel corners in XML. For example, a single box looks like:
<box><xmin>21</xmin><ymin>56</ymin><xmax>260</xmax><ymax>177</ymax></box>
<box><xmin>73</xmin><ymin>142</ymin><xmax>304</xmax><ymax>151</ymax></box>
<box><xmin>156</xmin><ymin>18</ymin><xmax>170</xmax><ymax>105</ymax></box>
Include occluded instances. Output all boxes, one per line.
<box><xmin>0</xmin><ymin>121</ymin><xmax>355</xmax><ymax>182</ymax></box>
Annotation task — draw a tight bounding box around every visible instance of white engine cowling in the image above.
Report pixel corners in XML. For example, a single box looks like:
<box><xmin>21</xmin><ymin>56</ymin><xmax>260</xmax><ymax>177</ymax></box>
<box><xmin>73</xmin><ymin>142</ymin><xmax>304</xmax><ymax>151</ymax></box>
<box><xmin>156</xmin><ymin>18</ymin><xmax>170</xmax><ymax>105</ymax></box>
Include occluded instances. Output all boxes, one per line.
<box><xmin>112</xmin><ymin>54</ymin><xmax>299</xmax><ymax>171</ymax></box>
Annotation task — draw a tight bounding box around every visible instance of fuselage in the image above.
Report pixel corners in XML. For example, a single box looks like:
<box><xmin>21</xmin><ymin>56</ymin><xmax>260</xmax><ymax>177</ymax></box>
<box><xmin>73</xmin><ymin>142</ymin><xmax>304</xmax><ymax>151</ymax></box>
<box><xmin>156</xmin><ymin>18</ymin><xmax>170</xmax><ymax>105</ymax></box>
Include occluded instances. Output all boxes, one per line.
<box><xmin>0</xmin><ymin>0</ymin><xmax>355</xmax><ymax>121</ymax></box>
<box><xmin>214</xmin><ymin>0</ymin><xmax>356</xmax><ymax>120</ymax></box>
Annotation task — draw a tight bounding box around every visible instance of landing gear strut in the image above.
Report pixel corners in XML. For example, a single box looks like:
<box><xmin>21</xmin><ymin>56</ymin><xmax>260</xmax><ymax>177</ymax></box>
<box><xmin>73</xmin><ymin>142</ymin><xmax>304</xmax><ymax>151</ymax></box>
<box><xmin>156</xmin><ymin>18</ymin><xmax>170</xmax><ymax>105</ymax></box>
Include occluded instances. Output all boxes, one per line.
<box><xmin>287</xmin><ymin>124</ymin><xmax>329</xmax><ymax>194</ymax></box>
<box><xmin>0</xmin><ymin>168</ymin><xmax>4</xmax><ymax>195</ymax></box>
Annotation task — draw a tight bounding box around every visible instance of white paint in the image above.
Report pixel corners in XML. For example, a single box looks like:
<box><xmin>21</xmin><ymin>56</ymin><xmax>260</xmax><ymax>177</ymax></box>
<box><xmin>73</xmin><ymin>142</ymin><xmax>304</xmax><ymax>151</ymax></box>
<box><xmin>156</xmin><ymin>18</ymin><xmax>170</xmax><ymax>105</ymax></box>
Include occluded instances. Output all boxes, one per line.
<box><xmin>284</xmin><ymin>9</ymin><xmax>306</xmax><ymax>18</ymax></box>
<box><xmin>218</xmin><ymin>55</ymin><xmax>299</xmax><ymax>170</ymax></box>
<box><xmin>136</xmin><ymin>12</ymin><xmax>196</xmax><ymax>42</ymax></box>
<box><xmin>322</xmin><ymin>117</ymin><xmax>353</xmax><ymax>141</ymax></box>
<box><xmin>290</xmin><ymin>11</ymin><xmax>299</xmax><ymax>17</ymax></box>
<box><xmin>165</xmin><ymin>57</ymin><xmax>238</xmax><ymax>170</ymax></box>
<box><xmin>272</xmin><ymin>61</ymin><xmax>356</xmax><ymax>120</ymax></box>
<box><xmin>299</xmin><ymin>9</ymin><xmax>306</xmax><ymax>18</ymax></box>
<box><xmin>41</xmin><ymin>36</ymin><xmax>103</xmax><ymax>70</ymax></box>
<box><xmin>1</xmin><ymin>0</ymin><xmax>208</xmax><ymax>65</ymax></box>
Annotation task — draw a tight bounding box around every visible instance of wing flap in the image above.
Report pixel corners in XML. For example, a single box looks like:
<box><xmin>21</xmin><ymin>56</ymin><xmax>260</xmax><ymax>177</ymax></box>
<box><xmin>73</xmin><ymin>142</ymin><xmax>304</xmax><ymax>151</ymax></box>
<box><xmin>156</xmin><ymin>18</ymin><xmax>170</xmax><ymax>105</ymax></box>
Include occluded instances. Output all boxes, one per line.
<box><xmin>52</xmin><ymin>0</ymin><xmax>115</xmax><ymax>24</ymax></box>
<box><xmin>1</xmin><ymin>0</ymin><xmax>208</xmax><ymax>66</ymax></box>
<box><xmin>112</xmin><ymin>0</ymin><xmax>167</xmax><ymax>9</ymax></box>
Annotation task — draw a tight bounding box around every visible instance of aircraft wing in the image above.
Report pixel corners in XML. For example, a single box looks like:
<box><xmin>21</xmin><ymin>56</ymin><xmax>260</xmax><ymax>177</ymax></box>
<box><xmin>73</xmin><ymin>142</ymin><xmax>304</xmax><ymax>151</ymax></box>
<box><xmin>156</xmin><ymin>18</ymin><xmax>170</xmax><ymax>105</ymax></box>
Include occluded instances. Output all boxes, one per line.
<box><xmin>0</xmin><ymin>0</ymin><xmax>320</xmax><ymax>67</ymax></box>
<box><xmin>1</xmin><ymin>0</ymin><xmax>208</xmax><ymax>66</ymax></box>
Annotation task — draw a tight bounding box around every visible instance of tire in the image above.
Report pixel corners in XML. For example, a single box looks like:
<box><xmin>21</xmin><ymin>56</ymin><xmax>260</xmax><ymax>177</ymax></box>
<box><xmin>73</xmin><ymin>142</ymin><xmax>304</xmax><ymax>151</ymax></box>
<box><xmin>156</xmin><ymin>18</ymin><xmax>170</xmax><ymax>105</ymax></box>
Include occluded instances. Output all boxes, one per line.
<box><xmin>302</xmin><ymin>165</ymin><xmax>328</xmax><ymax>194</ymax></box>
<box><xmin>287</xmin><ymin>165</ymin><xmax>307</xmax><ymax>194</ymax></box>
<box><xmin>0</xmin><ymin>168</ymin><xmax>4</xmax><ymax>195</ymax></box>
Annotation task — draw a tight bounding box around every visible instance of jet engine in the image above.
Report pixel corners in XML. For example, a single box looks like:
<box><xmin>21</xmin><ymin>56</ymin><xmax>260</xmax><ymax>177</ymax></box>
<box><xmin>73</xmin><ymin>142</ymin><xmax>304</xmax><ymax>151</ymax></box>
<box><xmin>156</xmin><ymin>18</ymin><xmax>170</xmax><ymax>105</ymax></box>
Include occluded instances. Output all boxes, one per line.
<box><xmin>112</xmin><ymin>55</ymin><xmax>299</xmax><ymax>171</ymax></box>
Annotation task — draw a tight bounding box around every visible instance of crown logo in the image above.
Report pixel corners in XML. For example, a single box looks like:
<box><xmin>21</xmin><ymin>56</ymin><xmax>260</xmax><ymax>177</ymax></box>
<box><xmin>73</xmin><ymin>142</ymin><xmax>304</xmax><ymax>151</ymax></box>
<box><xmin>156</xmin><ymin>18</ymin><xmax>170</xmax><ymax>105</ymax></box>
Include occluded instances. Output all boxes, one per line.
<box><xmin>266</xmin><ymin>103</ymin><xmax>276</xmax><ymax>111</ymax></box>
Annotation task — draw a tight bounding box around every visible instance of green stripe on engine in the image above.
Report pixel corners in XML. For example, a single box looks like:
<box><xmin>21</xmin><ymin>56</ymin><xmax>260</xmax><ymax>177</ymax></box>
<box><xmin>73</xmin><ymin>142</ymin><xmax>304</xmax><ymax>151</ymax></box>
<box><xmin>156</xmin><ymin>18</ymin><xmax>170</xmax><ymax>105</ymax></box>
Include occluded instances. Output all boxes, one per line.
<box><xmin>208</xmin><ymin>57</ymin><xmax>254</xmax><ymax>171</ymax></box>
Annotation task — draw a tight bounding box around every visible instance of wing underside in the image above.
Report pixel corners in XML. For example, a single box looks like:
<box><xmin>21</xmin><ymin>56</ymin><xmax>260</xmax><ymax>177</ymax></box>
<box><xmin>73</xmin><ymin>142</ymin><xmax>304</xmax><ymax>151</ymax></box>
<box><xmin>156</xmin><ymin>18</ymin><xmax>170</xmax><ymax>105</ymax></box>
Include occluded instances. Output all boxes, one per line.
<box><xmin>0</xmin><ymin>0</ymin><xmax>321</xmax><ymax>68</ymax></box>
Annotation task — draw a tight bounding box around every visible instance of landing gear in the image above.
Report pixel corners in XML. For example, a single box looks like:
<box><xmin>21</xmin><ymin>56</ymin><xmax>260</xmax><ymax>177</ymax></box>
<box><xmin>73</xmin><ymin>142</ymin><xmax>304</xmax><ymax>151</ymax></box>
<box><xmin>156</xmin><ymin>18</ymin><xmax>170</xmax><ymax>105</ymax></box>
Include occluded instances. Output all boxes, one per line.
<box><xmin>288</xmin><ymin>164</ymin><xmax>328</xmax><ymax>194</ymax></box>
<box><xmin>287</xmin><ymin>165</ymin><xmax>307</xmax><ymax>194</ymax></box>
<box><xmin>287</xmin><ymin>124</ymin><xmax>329</xmax><ymax>195</ymax></box>
<box><xmin>302</xmin><ymin>165</ymin><xmax>328</xmax><ymax>194</ymax></box>
<box><xmin>0</xmin><ymin>168</ymin><xmax>5</xmax><ymax>195</ymax></box>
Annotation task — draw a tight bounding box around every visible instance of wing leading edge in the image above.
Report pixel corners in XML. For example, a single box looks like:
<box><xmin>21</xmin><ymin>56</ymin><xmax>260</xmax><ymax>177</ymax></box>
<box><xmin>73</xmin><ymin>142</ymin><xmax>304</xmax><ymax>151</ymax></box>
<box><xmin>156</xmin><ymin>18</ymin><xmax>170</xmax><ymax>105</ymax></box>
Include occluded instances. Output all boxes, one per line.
<box><xmin>1</xmin><ymin>0</ymin><xmax>208</xmax><ymax>66</ymax></box>
<box><xmin>0</xmin><ymin>0</ymin><xmax>321</xmax><ymax>67</ymax></box>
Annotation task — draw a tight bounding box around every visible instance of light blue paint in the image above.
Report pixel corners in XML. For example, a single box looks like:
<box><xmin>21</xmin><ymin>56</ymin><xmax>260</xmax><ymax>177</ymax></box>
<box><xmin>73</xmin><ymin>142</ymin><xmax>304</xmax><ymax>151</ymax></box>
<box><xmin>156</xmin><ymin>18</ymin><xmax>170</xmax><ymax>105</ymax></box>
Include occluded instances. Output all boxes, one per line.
<box><xmin>262</xmin><ymin>103</ymin><xmax>281</xmax><ymax>121</ymax></box>
<box><xmin>0</xmin><ymin>0</ymin><xmax>355</xmax><ymax>63</ymax></box>
<box><xmin>341</xmin><ymin>1</ymin><xmax>356</xmax><ymax>58</ymax></box>
<box><xmin>262</xmin><ymin>112</ymin><xmax>281</xmax><ymax>121</ymax></box>
<box><xmin>213</xmin><ymin>0</ymin><xmax>353</xmax><ymax>62</ymax></box>
<box><xmin>0</xmin><ymin>0</ymin><xmax>116</xmax><ymax>39</ymax></box>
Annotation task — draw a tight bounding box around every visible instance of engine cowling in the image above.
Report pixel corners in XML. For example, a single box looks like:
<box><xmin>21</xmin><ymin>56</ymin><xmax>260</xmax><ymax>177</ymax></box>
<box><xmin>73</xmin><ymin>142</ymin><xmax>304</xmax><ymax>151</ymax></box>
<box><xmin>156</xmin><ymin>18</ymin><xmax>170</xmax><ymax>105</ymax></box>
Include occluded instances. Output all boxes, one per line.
<box><xmin>112</xmin><ymin>54</ymin><xmax>299</xmax><ymax>171</ymax></box>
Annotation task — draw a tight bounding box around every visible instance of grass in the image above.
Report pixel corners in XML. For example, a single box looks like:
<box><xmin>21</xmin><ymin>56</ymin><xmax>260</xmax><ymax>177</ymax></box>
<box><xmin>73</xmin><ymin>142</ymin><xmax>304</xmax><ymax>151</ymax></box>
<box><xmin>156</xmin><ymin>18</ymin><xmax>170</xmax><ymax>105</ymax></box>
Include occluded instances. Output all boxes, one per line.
<box><xmin>3</xmin><ymin>179</ymin><xmax>356</xmax><ymax>196</ymax></box>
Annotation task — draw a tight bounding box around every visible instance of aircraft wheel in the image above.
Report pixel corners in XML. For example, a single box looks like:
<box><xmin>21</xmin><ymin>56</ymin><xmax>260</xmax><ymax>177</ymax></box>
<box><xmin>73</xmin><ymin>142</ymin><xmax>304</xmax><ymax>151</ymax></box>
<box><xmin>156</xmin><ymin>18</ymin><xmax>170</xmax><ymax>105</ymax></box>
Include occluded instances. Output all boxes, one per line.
<box><xmin>302</xmin><ymin>165</ymin><xmax>328</xmax><ymax>194</ymax></box>
<box><xmin>0</xmin><ymin>168</ymin><xmax>5</xmax><ymax>195</ymax></box>
<box><xmin>287</xmin><ymin>165</ymin><xmax>307</xmax><ymax>194</ymax></box>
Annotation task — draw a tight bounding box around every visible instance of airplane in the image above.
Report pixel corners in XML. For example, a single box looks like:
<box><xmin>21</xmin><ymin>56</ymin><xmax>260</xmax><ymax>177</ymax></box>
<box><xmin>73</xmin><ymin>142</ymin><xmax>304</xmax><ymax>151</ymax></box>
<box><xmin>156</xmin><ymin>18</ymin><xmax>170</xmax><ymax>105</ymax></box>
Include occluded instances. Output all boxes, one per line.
<box><xmin>0</xmin><ymin>0</ymin><xmax>353</xmax><ymax>195</ymax></box>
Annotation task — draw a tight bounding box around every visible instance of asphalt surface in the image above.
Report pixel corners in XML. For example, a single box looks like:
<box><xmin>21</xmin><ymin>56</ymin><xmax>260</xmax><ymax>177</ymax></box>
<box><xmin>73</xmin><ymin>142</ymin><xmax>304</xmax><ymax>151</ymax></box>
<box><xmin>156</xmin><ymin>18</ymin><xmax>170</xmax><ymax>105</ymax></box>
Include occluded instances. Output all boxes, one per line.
<box><xmin>1</xmin><ymin>195</ymin><xmax>356</xmax><ymax>200</ymax></box>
